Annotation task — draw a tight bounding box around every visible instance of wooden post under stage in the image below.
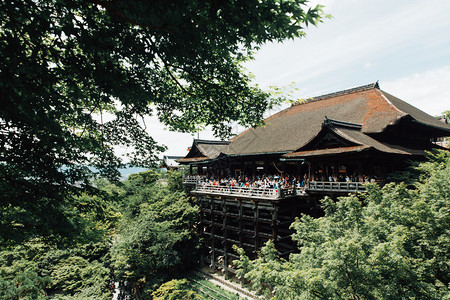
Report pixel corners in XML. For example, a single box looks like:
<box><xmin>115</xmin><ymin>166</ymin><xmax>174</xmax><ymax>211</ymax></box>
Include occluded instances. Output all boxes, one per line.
<box><xmin>238</xmin><ymin>200</ymin><xmax>243</xmax><ymax>247</ymax></box>
<box><xmin>253</xmin><ymin>202</ymin><xmax>259</xmax><ymax>254</ymax></box>
<box><xmin>272</xmin><ymin>204</ymin><xmax>278</xmax><ymax>241</ymax></box>
<box><xmin>210</xmin><ymin>199</ymin><xmax>215</xmax><ymax>268</ymax></box>
<box><xmin>194</xmin><ymin>194</ymin><xmax>311</xmax><ymax>275</ymax></box>
<box><xmin>199</xmin><ymin>199</ymin><xmax>204</xmax><ymax>266</ymax></box>
<box><xmin>222</xmin><ymin>198</ymin><xmax>229</xmax><ymax>279</ymax></box>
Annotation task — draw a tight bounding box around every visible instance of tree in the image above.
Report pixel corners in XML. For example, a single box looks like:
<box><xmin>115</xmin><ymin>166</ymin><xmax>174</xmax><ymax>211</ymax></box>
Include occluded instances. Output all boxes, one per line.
<box><xmin>0</xmin><ymin>241</ymin><xmax>112</xmax><ymax>299</ymax></box>
<box><xmin>442</xmin><ymin>110</ymin><xmax>450</xmax><ymax>124</ymax></box>
<box><xmin>151</xmin><ymin>279</ymin><xmax>202</xmax><ymax>300</ymax></box>
<box><xmin>0</xmin><ymin>0</ymin><xmax>326</xmax><ymax>242</ymax></box>
<box><xmin>0</xmin><ymin>270</ymin><xmax>50</xmax><ymax>300</ymax></box>
<box><xmin>110</xmin><ymin>173</ymin><xmax>199</xmax><ymax>291</ymax></box>
<box><xmin>0</xmin><ymin>176</ymin><xmax>124</xmax><ymax>299</ymax></box>
<box><xmin>234</xmin><ymin>150</ymin><xmax>450</xmax><ymax>299</ymax></box>
<box><xmin>51</xmin><ymin>256</ymin><xmax>109</xmax><ymax>298</ymax></box>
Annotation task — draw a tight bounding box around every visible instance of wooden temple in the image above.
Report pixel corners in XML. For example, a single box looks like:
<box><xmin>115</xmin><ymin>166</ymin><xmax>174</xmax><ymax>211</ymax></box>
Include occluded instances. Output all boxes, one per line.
<box><xmin>178</xmin><ymin>82</ymin><xmax>450</xmax><ymax>277</ymax></box>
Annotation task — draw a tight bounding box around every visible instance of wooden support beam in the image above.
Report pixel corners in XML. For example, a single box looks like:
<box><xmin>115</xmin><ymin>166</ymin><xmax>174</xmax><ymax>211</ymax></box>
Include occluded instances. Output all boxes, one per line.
<box><xmin>357</xmin><ymin>161</ymin><xmax>363</xmax><ymax>182</ymax></box>
<box><xmin>308</xmin><ymin>162</ymin><xmax>312</xmax><ymax>181</ymax></box>
<box><xmin>252</xmin><ymin>161</ymin><xmax>256</xmax><ymax>181</ymax></box>
<box><xmin>272</xmin><ymin>204</ymin><xmax>279</xmax><ymax>242</ymax></box>
<box><xmin>238</xmin><ymin>200</ymin><xmax>243</xmax><ymax>247</ymax></box>
<box><xmin>210</xmin><ymin>198</ymin><xmax>215</xmax><ymax>268</ymax></box>
<box><xmin>254</xmin><ymin>202</ymin><xmax>259</xmax><ymax>252</ymax></box>
<box><xmin>199</xmin><ymin>197</ymin><xmax>205</xmax><ymax>265</ymax></box>
<box><xmin>223</xmin><ymin>198</ymin><xmax>229</xmax><ymax>279</ymax></box>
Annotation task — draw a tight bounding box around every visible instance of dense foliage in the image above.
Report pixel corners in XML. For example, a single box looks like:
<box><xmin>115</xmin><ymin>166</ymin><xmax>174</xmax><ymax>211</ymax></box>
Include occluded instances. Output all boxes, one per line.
<box><xmin>0</xmin><ymin>241</ymin><xmax>112</xmax><ymax>299</ymax></box>
<box><xmin>111</xmin><ymin>170</ymin><xmax>199</xmax><ymax>295</ymax></box>
<box><xmin>234</xmin><ymin>150</ymin><xmax>450</xmax><ymax>299</ymax></box>
<box><xmin>151</xmin><ymin>279</ymin><xmax>202</xmax><ymax>300</ymax></box>
<box><xmin>0</xmin><ymin>176</ymin><xmax>120</xmax><ymax>299</ymax></box>
<box><xmin>0</xmin><ymin>169</ymin><xmax>200</xmax><ymax>299</ymax></box>
<box><xmin>0</xmin><ymin>0</ymin><xmax>326</xmax><ymax>242</ymax></box>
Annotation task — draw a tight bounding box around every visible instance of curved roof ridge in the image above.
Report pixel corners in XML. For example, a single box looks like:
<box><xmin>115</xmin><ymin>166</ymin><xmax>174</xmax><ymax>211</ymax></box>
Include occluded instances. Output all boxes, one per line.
<box><xmin>292</xmin><ymin>82</ymin><xmax>379</xmax><ymax>107</ymax></box>
<box><xmin>194</xmin><ymin>139</ymin><xmax>230</xmax><ymax>145</ymax></box>
<box><xmin>324</xmin><ymin>117</ymin><xmax>363</xmax><ymax>130</ymax></box>
<box><xmin>378</xmin><ymin>90</ymin><xmax>450</xmax><ymax>133</ymax></box>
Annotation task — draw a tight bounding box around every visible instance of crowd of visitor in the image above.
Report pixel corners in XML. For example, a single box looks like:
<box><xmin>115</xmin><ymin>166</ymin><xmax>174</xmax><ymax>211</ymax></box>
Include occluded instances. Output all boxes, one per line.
<box><xmin>185</xmin><ymin>172</ymin><xmax>381</xmax><ymax>190</ymax></box>
<box><xmin>185</xmin><ymin>174</ymin><xmax>300</xmax><ymax>190</ymax></box>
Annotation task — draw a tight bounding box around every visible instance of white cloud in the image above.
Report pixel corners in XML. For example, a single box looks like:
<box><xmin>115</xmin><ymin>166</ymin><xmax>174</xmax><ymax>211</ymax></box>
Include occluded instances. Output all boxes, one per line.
<box><xmin>364</xmin><ymin>62</ymin><xmax>373</xmax><ymax>69</ymax></box>
<box><xmin>246</xmin><ymin>0</ymin><xmax>450</xmax><ymax>95</ymax></box>
<box><xmin>383</xmin><ymin>66</ymin><xmax>450</xmax><ymax>116</ymax></box>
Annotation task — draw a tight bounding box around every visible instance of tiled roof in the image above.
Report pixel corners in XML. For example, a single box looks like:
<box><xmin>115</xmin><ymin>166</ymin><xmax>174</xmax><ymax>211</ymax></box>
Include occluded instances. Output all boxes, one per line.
<box><xmin>177</xmin><ymin>139</ymin><xmax>230</xmax><ymax>164</ymax></box>
<box><xmin>227</xmin><ymin>83</ymin><xmax>450</xmax><ymax>155</ymax></box>
<box><xmin>284</xmin><ymin>117</ymin><xmax>427</xmax><ymax>158</ymax></box>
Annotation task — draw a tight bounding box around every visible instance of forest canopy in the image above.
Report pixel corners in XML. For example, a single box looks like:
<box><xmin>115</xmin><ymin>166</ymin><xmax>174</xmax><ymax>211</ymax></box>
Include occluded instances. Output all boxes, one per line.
<box><xmin>233</xmin><ymin>150</ymin><xmax>450</xmax><ymax>299</ymax></box>
<box><xmin>0</xmin><ymin>169</ymin><xmax>198</xmax><ymax>299</ymax></box>
<box><xmin>0</xmin><ymin>0</ymin><xmax>326</xmax><ymax>242</ymax></box>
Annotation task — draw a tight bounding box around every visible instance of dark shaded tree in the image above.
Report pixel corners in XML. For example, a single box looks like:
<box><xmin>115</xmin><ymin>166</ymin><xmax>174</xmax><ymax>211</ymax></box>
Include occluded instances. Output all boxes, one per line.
<box><xmin>0</xmin><ymin>0</ymin><xmax>326</xmax><ymax>242</ymax></box>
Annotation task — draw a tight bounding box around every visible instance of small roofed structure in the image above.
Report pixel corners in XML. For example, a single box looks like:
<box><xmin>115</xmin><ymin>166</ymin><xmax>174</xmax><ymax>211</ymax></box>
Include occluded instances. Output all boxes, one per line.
<box><xmin>176</xmin><ymin>139</ymin><xmax>230</xmax><ymax>176</ymax></box>
<box><xmin>161</xmin><ymin>155</ymin><xmax>184</xmax><ymax>170</ymax></box>
<box><xmin>177</xmin><ymin>139</ymin><xmax>230</xmax><ymax>163</ymax></box>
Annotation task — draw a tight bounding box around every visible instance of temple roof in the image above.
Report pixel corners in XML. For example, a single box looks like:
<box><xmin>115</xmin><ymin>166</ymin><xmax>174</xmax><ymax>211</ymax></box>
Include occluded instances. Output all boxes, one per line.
<box><xmin>227</xmin><ymin>83</ymin><xmax>450</xmax><ymax>155</ymax></box>
<box><xmin>179</xmin><ymin>83</ymin><xmax>450</xmax><ymax>163</ymax></box>
<box><xmin>177</xmin><ymin>139</ymin><xmax>230</xmax><ymax>164</ymax></box>
<box><xmin>283</xmin><ymin>118</ymin><xmax>426</xmax><ymax>158</ymax></box>
<box><xmin>162</xmin><ymin>155</ymin><xmax>184</xmax><ymax>168</ymax></box>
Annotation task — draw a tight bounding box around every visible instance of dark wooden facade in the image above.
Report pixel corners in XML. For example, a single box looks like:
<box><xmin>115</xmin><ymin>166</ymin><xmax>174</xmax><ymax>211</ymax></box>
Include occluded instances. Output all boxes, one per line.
<box><xmin>179</xmin><ymin>83</ymin><xmax>450</xmax><ymax>276</ymax></box>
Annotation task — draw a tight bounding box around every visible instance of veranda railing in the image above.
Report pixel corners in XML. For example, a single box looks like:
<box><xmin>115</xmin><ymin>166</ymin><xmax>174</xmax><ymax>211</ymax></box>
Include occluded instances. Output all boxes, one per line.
<box><xmin>183</xmin><ymin>178</ymin><xmax>367</xmax><ymax>199</ymax></box>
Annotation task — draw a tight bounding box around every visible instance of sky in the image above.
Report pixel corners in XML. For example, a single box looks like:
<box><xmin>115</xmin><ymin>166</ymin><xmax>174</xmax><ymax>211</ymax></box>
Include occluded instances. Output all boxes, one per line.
<box><xmin>143</xmin><ymin>0</ymin><xmax>450</xmax><ymax>158</ymax></box>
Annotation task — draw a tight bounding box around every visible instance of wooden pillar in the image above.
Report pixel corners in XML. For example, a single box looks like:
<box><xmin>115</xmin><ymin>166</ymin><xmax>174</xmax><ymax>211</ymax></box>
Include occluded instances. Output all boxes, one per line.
<box><xmin>357</xmin><ymin>161</ymin><xmax>364</xmax><ymax>182</ymax></box>
<box><xmin>225</xmin><ymin>158</ymin><xmax>230</xmax><ymax>178</ymax></box>
<box><xmin>308</xmin><ymin>162</ymin><xmax>312</xmax><ymax>181</ymax></box>
<box><xmin>238</xmin><ymin>200</ymin><xmax>243</xmax><ymax>247</ymax></box>
<box><xmin>253</xmin><ymin>202</ymin><xmax>259</xmax><ymax>253</ymax></box>
<box><xmin>271</xmin><ymin>204</ymin><xmax>279</xmax><ymax>242</ymax></box>
<box><xmin>223</xmin><ymin>198</ymin><xmax>229</xmax><ymax>279</ymax></box>
<box><xmin>264</xmin><ymin>160</ymin><xmax>270</xmax><ymax>175</ymax></box>
<box><xmin>210</xmin><ymin>199</ymin><xmax>215</xmax><ymax>268</ymax></box>
<box><xmin>381</xmin><ymin>160</ymin><xmax>388</xmax><ymax>179</ymax></box>
<box><xmin>252</xmin><ymin>161</ymin><xmax>256</xmax><ymax>181</ymax></box>
<box><xmin>199</xmin><ymin>197</ymin><xmax>204</xmax><ymax>266</ymax></box>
